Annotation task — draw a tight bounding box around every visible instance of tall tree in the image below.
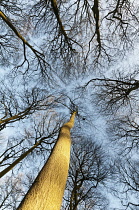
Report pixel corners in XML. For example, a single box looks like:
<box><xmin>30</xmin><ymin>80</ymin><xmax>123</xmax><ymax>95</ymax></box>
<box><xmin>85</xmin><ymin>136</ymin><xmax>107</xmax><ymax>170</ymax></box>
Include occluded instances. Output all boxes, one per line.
<box><xmin>1</xmin><ymin>0</ymin><xmax>139</xmax><ymax>209</ymax></box>
<box><xmin>17</xmin><ymin>111</ymin><xmax>76</xmax><ymax>210</ymax></box>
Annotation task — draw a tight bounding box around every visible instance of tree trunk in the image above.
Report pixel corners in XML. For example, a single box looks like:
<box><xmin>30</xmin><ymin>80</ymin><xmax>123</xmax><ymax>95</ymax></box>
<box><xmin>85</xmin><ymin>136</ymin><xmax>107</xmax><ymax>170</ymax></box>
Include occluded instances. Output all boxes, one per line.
<box><xmin>0</xmin><ymin>138</ymin><xmax>44</xmax><ymax>178</ymax></box>
<box><xmin>17</xmin><ymin>112</ymin><xmax>76</xmax><ymax>210</ymax></box>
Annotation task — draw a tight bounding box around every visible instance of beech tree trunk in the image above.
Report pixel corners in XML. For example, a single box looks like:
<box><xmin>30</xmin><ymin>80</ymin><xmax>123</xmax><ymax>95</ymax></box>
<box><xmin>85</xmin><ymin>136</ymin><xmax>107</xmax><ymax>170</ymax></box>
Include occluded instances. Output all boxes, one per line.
<box><xmin>0</xmin><ymin>138</ymin><xmax>43</xmax><ymax>178</ymax></box>
<box><xmin>17</xmin><ymin>112</ymin><xmax>76</xmax><ymax>210</ymax></box>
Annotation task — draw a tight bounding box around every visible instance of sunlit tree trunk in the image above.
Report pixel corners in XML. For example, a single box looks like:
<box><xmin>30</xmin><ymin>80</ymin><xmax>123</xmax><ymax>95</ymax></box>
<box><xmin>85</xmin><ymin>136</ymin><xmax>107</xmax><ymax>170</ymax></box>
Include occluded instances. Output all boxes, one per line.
<box><xmin>17</xmin><ymin>112</ymin><xmax>76</xmax><ymax>210</ymax></box>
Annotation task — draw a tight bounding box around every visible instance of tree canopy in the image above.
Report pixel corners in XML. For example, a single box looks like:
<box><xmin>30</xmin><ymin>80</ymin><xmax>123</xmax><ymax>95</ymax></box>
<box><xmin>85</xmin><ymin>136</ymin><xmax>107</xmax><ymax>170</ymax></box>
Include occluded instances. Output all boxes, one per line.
<box><xmin>0</xmin><ymin>0</ymin><xmax>139</xmax><ymax>209</ymax></box>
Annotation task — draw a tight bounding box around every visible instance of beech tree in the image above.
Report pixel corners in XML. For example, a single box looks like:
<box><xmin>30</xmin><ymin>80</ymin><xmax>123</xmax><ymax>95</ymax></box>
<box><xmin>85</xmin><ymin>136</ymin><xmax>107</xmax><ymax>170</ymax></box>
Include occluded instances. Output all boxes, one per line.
<box><xmin>1</xmin><ymin>0</ymin><xmax>139</xmax><ymax>209</ymax></box>
<box><xmin>17</xmin><ymin>111</ymin><xmax>76</xmax><ymax>210</ymax></box>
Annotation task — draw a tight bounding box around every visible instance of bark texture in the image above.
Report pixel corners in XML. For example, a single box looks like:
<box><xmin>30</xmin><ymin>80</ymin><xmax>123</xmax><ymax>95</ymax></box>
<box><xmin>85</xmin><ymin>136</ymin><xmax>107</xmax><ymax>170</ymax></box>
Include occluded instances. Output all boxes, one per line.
<box><xmin>17</xmin><ymin>112</ymin><xmax>76</xmax><ymax>210</ymax></box>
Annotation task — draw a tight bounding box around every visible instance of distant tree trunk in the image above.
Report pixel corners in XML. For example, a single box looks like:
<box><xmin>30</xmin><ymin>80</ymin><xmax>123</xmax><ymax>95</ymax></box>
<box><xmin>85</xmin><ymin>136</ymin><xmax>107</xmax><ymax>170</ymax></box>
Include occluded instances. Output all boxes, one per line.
<box><xmin>17</xmin><ymin>112</ymin><xmax>76</xmax><ymax>210</ymax></box>
<box><xmin>0</xmin><ymin>138</ymin><xmax>44</xmax><ymax>178</ymax></box>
